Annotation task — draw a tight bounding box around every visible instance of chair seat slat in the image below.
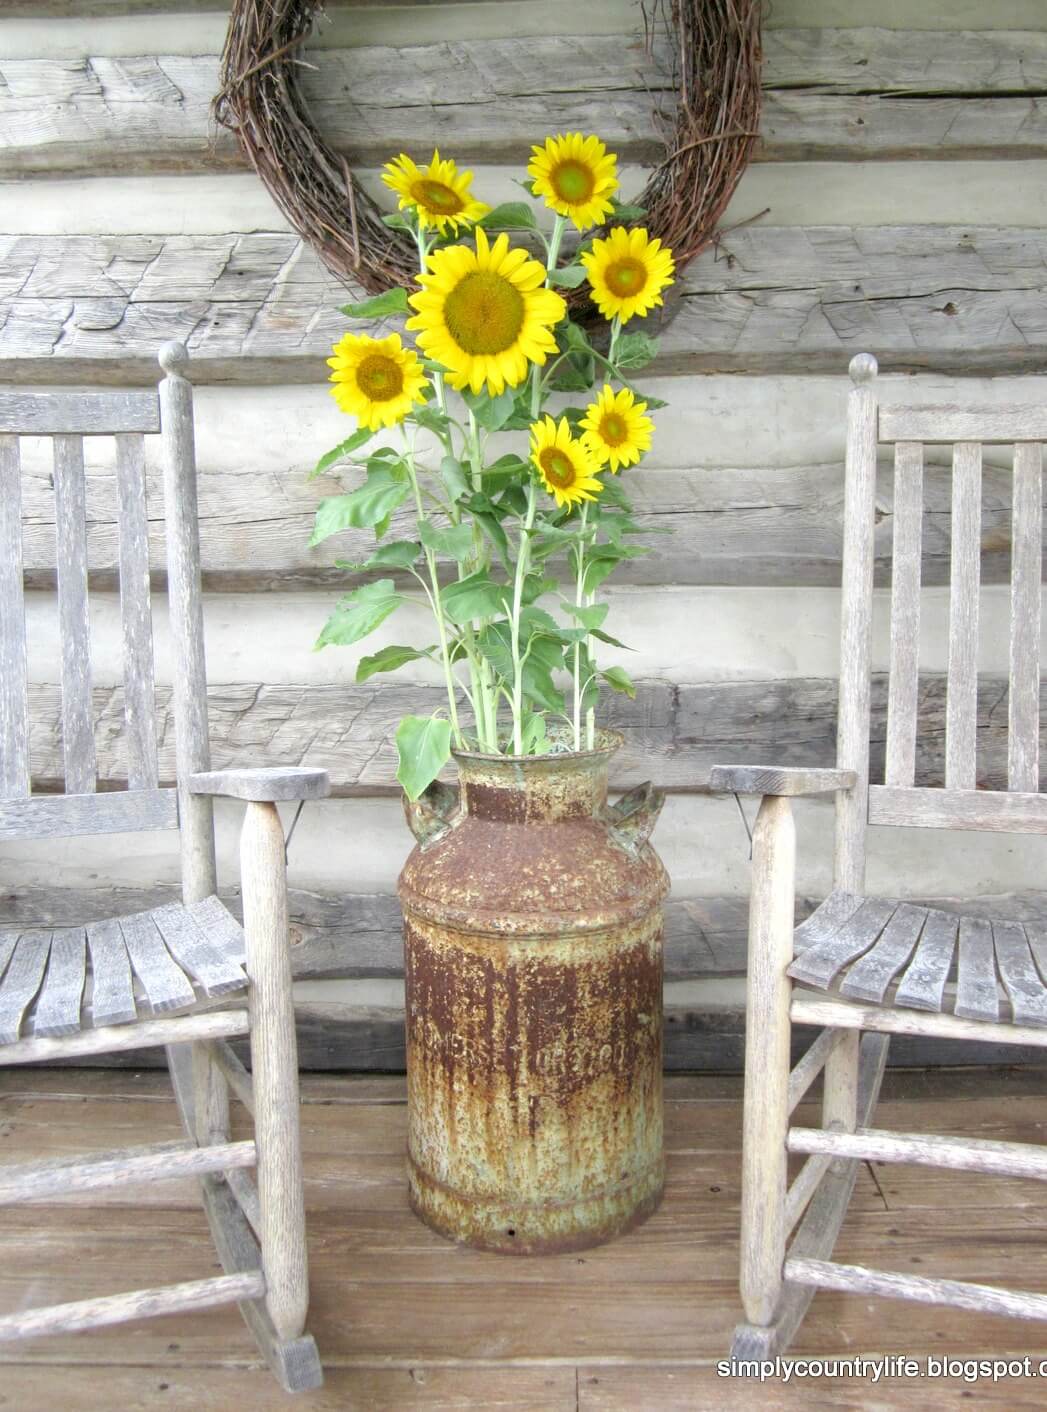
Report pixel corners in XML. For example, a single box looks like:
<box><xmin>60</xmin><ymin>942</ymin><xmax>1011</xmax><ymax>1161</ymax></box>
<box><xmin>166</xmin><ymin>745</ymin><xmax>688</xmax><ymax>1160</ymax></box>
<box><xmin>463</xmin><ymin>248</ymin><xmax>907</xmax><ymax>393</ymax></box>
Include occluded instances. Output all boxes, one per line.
<box><xmin>150</xmin><ymin>903</ymin><xmax>246</xmax><ymax>998</ymax></box>
<box><xmin>893</xmin><ymin>910</ymin><xmax>959</xmax><ymax>1012</ymax></box>
<box><xmin>0</xmin><ymin>933</ymin><xmax>18</xmax><ymax>986</ymax></box>
<box><xmin>839</xmin><ymin>903</ymin><xmax>927</xmax><ymax>1004</ymax></box>
<box><xmin>188</xmin><ymin>895</ymin><xmax>247</xmax><ymax>965</ymax></box>
<box><xmin>85</xmin><ymin>918</ymin><xmax>137</xmax><ymax>1028</ymax></box>
<box><xmin>30</xmin><ymin>929</ymin><xmax>87</xmax><ymax>1038</ymax></box>
<box><xmin>793</xmin><ymin>891</ymin><xmax>864</xmax><ymax>951</ymax></box>
<box><xmin>788</xmin><ymin>899</ymin><xmax>896</xmax><ymax>989</ymax></box>
<box><xmin>992</xmin><ymin>922</ymin><xmax>1047</xmax><ymax>1027</ymax></box>
<box><xmin>53</xmin><ymin>434</ymin><xmax>96</xmax><ymax>795</ymax></box>
<box><xmin>119</xmin><ymin>913</ymin><xmax>196</xmax><ymax>1015</ymax></box>
<box><xmin>0</xmin><ymin>935</ymin><xmax>52</xmax><ymax>1045</ymax></box>
<box><xmin>955</xmin><ymin>917</ymin><xmax>999</xmax><ymax>1022</ymax></box>
<box><xmin>0</xmin><ymin>436</ymin><xmax>30</xmax><ymax>799</ymax></box>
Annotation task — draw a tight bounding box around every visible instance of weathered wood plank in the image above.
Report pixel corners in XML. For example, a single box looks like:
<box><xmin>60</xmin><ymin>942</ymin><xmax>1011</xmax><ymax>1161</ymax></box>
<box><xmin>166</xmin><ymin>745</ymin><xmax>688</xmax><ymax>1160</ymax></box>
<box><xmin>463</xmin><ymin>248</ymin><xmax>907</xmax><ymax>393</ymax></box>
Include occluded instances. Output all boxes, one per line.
<box><xmin>0</xmin><ymin>436</ymin><xmax>30</xmax><ymax>798</ymax></box>
<box><xmin>52</xmin><ymin>434</ymin><xmax>96</xmax><ymax>794</ymax></box>
<box><xmin>17</xmin><ymin>450</ymin><xmax>1047</xmax><ymax>591</ymax></box>
<box><xmin>20</xmin><ymin>674</ymin><xmax>1047</xmax><ymax>796</ymax></box>
<box><xmin>1009</xmin><ymin>443</ymin><xmax>1043</xmax><ymax>791</ymax></box>
<box><xmin>884</xmin><ymin>442</ymin><xmax>922</xmax><ymax>787</ymax></box>
<box><xmin>4</xmin><ymin>32</ymin><xmax>1047</xmax><ymax>178</ymax></box>
<box><xmin>0</xmin><ymin>788</ymin><xmax>177</xmax><ymax>841</ymax></box>
<box><xmin>114</xmin><ymin>432</ymin><xmax>159</xmax><ymax>789</ymax></box>
<box><xmin>6</xmin><ymin>227</ymin><xmax>1047</xmax><ymax>382</ymax></box>
<box><xmin>29</xmin><ymin>927</ymin><xmax>86</xmax><ymax>1038</ymax></box>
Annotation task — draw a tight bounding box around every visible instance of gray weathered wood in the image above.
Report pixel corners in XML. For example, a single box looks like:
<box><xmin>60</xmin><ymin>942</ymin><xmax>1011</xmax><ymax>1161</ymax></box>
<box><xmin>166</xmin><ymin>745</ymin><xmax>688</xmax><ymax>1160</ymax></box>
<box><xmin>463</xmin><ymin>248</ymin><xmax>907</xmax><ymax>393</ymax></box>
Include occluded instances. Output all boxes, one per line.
<box><xmin>838</xmin><ymin>902</ymin><xmax>925</xmax><ymax>1004</ymax></box>
<box><xmin>0</xmin><ymin>1273</ymin><xmax>266</xmax><ymax>1344</ymax></box>
<box><xmin>869</xmin><ymin>785</ymin><xmax>1047</xmax><ymax>833</ymax></box>
<box><xmin>85</xmin><ymin>917</ymin><xmax>137</xmax><ymax>1028</ymax></box>
<box><xmin>159</xmin><ymin>344</ymin><xmax>217</xmax><ymax>905</ymax></box>
<box><xmin>787</xmin><ymin>1026</ymin><xmax>847</xmax><ymax>1116</ymax></box>
<box><xmin>707</xmin><ymin>766</ymin><xmax>855</xmax><ymax>798</ymax></box>
<box><xmin>0</xmin><ymin>1007</ymin><xmax>250</xmax><ymax>1067</ymax></box>
<box><xmin>119</xmin><ymin>911</ymin><xmax>197</xmax><ymax>1015</ymax></box>
<box><xmin>893</xmin><ymin>909</ymin><xmax>958</xmax><ymax>1012</ymax></box>
<box><xmin>880</xmin><ymin>404</ymin><xmax>1047</xmax><ymax>444</ymax></box>
<box><xmin>884</xmin><ymin>442</ymin><xmax>923</xmax><ymax>788</ymax></box>
<box><xmin>784</xmin><ymin>1257</ymin><xmax>1047</xmax><ymax>1321</ymax></box>
<box><xmin>11</xmin><ymin>229</ymin><xmax>1047</xmax><ymax>382</ymax></box>
<box><xmin>787</xmin><ymin>899</ymin><xmax>896</xmax><ymax>990</ymax></box>
<box><xmin>205</xmin><ymin>1038</ymin><xmax>256</xmax><ymax>1117</ymax></box>
<box><xmin>188</xmin><ymin>894</ymin><xmax>248</xmax><ymax>965</ymax></box>
<box><xmin>0</xmin><ymin>390</ymin><xmax>160</xmax><ymax>435</ymax></box>
<box><xmin>115</xmin><ymin>432</ymin><xmax>159</xmax><ymax>789</ymax></box>
<box><xmin>0</xmin><ymin>788</ymin><xmax>178</xmax><ymax>841</ymax></box>
<box><xmin>834</xmin><ymin>355</ymin><xmax>878</xmax><ymax>894</ymax></box>
<box><xmin>0</xmin><ymin>1138</ymin><xmax>256</xmax><ymax>1205</ymax></box>
<box><xmin>0</xmin><ymin>933</ymin><xmax>51</xmax><ymax>1045</ymax></box>
<box><xmin>189</xmin><ymin>768</ymin><xmax>331</xmax><ymax>803</ymax></box>
<box><xmin>946</xmin><ymin>442</ymin><xmax>982</xmax><ymax>790</ymax></box>
<box><xmin>788</xmin><ymin>1124</ymin><xmax>1047</xmax><ymax>1181</ymax></box>
<box><xmin>1009</xmin><ymin>443</ymin><xmax>1042</xmax><ymax>792</ymax></box>
<box><xmin>30</xmin><ymin>927</ymin><xmax>86</xmax><ymax>1038</ymax></box>
<box><xmin>954</xmin><ymin>918</ymin><xmax>999</xmax><ymax>1023</ymax></box>
<box><xmin>52</xmin><ymin>433</ymin><xmax>96</xmax><ymax>794</ymax></box>
<box><xmin>0</xmin><ymin>435</ymin><xmax>30</xmax><ymax>798</ymax></box>
<box><xmin>0</xmin><ymin>933</ymin><xmax>17</xmax><ymax>986</ymax></box>
<box><xmin>791</xmin><ymin>994</ymin><xmax>1047</xmax><ymax>1050</ymax></box>
<box><xmin>150</xmin><ymin>902</ymin><xmax>247</xmax><ymax>999</ymax></box>
<box><xmin>793</xmin><ymin>890</ymin><xmax>864</xmax><ymax>952</ymax></box>
<box><xmin>992</xmin><ymin>921</ymin><xmax>1047</xmax><ymax>1027</ymax></box>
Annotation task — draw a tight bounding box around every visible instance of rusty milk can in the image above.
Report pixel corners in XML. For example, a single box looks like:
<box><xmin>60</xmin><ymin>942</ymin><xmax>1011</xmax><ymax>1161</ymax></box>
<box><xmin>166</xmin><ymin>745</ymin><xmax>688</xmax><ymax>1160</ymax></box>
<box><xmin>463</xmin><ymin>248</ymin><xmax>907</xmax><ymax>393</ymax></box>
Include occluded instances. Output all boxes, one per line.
<box><xmin>398</xmin><ymin>730</ymin><xmax>669</xmax><ymax>1254</ymax></box>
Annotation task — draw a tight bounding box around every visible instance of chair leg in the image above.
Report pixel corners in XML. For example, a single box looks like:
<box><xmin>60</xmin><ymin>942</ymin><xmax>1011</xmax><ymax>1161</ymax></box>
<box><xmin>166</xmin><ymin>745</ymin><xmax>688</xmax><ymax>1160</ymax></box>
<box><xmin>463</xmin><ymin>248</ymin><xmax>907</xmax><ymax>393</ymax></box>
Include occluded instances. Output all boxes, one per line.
<box><xmin>241</xmin><ymin>800</ymin><xmax>310</xmax><ymax>1347</ymax></box>
<box><xmin>823</xmin><ymin>1028</ymin><xmax>860</xmax><ymax>1164</ymax></box>
<box><xmin>733</xmin><ymin>796</ymin><xmax>796</xmax><ymax>1358</ymax></box>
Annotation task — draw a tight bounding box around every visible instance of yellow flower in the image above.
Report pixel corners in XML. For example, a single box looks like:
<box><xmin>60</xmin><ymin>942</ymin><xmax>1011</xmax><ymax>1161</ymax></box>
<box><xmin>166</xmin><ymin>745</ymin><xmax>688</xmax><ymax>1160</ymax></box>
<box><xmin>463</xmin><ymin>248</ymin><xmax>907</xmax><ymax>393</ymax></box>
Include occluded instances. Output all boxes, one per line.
<box><xmin>407</xmin><ymin>227</ymin><xmax>566</xmax><ymax>397</ymax></box>
<box><xmin>580</xmin><ymin>385</ymin><xmax>653</xmax><ymax>473</ymax></box>
<box><xmin>527</xmin><ymin>132</ymin><xmax>619</xmax><ymax>231</ymax></box>
<box><xmin>530</xmin><ymin>416</ymin><xmax>604</xmax><ymax>509</ymax></box>
<box><xmin>327</xmin><ymin>332</ymin><xmax>428</xmax><ymax>430</ymax></box>
<box><xmin>381</xmin><ymin>150</ymin><xmax>490</xmax><ymax>233</ymax></box>
<box><xmin>581</xmin><ymin>226</ymin><xmax>675</xmax><ymax>324</ymax></box>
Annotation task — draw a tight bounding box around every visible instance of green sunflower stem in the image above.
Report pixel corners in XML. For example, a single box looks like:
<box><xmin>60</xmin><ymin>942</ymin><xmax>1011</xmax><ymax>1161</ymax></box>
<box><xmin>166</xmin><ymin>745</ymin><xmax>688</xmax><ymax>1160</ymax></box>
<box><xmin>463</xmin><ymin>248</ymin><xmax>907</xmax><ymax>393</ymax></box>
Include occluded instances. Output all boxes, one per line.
<box><xmin>608</xmin><ymin>315</ymin><xmax>621</xmax><ymax>367</ymax></box>
<box><xmin>510</xmin><ymin>480</ymin><xmax>538</xmax><ymax>754</ymax></box>
<box><xmin>572</xmin><ymin>501</ymin><xmax>589</xmax><ymax>752</ymax></box>
<box><xmin>546</xmin><ymin>213</ymin><xmax>567</xmax><ymax>276</ymax></box>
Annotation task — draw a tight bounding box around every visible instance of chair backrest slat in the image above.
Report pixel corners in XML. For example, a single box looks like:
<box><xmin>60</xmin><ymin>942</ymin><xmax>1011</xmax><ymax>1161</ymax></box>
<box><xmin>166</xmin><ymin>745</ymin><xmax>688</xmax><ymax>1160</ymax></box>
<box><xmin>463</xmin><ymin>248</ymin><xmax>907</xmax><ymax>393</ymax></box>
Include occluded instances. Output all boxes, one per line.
<box><xmin>880</xmin><ymin>404</ymin><xmax>1047</xmax><ymax>444</ymax></box>
<box><xmin>1008</xmin><ymin>442</ymin><xmax>1042</xmax><ymax>791</ymax></box>
<box><xmin>115</xmin><ymin>433</ymin><xmax>159</xmax><ymax>789</ymax></box>
<box><xmin>945</xmin><ymin>442</ymin><xmax>982</xmax><ymax>790</ymax></box>
<box><xmin>884</xmin><ymin>441</ymin><xmax>924</xmax><ymax>788</ymax></box>
<box><xmin>0</xmin><ymin>435</ymin><xmax>30</xmax><ymax>798</ymax></box>
<box><xmin>52</xmin><ymin>434</ymin><xmax>96</xmax><ymax>795</ymax></box>
<box><xmin>0</xmin><ymin>390</ymin><xmax>160</xmax><ymax>436</ymax></box>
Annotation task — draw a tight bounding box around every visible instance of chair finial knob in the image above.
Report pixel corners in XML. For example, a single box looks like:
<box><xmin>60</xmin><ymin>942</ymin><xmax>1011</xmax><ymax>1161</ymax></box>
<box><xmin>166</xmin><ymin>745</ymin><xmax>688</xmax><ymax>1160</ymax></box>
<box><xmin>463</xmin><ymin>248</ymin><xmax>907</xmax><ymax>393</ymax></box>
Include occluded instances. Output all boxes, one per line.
<box><xmin>849</xmin><ymin>352</ymin><xmax>878</xmax><ymax>385</ymax></box>
<box><xmin>159</xmin><ymin>341</ymin><xmax>189</xmax><ymax>375</ymax></box>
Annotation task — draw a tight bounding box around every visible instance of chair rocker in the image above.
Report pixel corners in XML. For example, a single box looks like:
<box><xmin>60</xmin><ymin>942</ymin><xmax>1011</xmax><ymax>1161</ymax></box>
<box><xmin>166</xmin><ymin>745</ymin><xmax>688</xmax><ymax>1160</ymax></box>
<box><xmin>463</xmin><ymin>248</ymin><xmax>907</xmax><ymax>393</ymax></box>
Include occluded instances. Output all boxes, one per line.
<box><xmin>0</xmin><ymin>343</ymin><xmax>328</xmax><ymax>1392</ymax></box>
<box><xmin>715</xmin><ymin>353</ymin><xmax>1047</xmax><ymax>1356</ymax></box>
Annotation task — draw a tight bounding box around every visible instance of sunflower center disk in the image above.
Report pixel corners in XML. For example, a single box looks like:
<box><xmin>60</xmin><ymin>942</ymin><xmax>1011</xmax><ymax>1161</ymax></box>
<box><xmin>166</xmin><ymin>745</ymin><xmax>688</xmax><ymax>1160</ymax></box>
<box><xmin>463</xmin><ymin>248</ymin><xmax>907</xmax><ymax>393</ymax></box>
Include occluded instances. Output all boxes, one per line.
<box><xmin>355</xmin><ymin>354</ymin><xmax>405</xmax><ymax>401</ymax></box>
<box><xmin>551</xmin><ymin>159</ymin><xmax>596</xmax><ymax>204</ymax></box>
<box><xmin>414</xmin><ymin>179</ymin><xmax>464</xmax><ymax>215</ymax></box>
<box><xmin>604</xmin><ymin>257</ymin><xmax>648</xmax><ymax>298</ymax></box>
<box><xmin>539</xmin><ymin>448</ymin><xmax>577</xmax><ymax>489</ymax></box>
<box><xmin>599</xmin><ymin>412</ymin><xmax>628</xmax><ymax>446</ymax></box>
<box><xmin>443</xmin><ymin>272</ymin><xmax>526</xmax><ymax>356</ymax></box>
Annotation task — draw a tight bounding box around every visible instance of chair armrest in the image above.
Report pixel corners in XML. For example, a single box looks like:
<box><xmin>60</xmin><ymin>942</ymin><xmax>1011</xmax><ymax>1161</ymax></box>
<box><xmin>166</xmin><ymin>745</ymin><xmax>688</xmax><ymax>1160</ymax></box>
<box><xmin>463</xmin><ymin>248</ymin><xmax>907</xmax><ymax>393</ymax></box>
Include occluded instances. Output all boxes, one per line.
<box><xmin>707</xmin><ymin>765</ymin><xmax>856</xmax><ymax>798</ymax></box>
<box><xmin>188</xmin><ymin>767</ymin><xmax>331</xmax><ymax>802</ymax></box>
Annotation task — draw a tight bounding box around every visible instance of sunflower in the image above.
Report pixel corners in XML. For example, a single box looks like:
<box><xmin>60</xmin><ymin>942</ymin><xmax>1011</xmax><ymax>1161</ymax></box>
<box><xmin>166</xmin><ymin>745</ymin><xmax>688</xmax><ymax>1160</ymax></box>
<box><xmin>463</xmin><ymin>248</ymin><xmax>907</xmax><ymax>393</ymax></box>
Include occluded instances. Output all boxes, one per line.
<box><xmin>530</xmin><ymin>416</ymin><xmax>604</xmax><ymax>509</ymax></box>
<box><xmin>381</xmin><ymin>150</ymin><xmax>490</xmax><ymax>234</ymax></box>
<box><xmin>581</xmin><ymin>226</ymin><xmax>675</xmax><ymax>324</ymax></box>
<box><xmin>407</xmin><ymin>227</ymin><xmax>566</xmax><ymax>397</ymax></box>
<box><xmin>580</xmin><ymin>385</ymin><xmax>653</xmax><ymax>473</ymax></box>
<box><xmin>327</xmin><ymin>332</ymin><xmax>428</xmax><ymax>430</ymax></box>
<box><xmin>527</xmin><ymin>132</ymin><xmax>619</xmax><ymax>231</ymax></box>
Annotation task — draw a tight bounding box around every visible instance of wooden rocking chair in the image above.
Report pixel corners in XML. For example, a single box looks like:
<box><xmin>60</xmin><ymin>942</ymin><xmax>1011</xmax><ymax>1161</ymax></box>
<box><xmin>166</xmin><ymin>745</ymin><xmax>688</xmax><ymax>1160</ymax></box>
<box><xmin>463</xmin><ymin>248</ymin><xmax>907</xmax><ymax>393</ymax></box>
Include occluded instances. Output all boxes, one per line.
<box><xmin>714</xmin><ymin>353</ymin><xmax>1047</xmax><ymax>1356</ymax></box>
<box><xmin>0</xmin><ymin>344</ymin><xmax>328</xmax><ymax>1392</ymax></box>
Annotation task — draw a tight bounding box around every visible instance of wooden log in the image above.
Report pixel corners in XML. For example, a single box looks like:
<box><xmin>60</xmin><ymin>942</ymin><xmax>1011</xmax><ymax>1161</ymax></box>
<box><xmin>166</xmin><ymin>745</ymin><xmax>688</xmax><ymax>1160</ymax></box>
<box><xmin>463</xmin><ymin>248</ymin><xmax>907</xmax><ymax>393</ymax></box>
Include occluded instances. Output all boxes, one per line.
<box><xmin>788</xmin><ymin>1124</ymin><xmax>1047</xmax><ymax>1180</ymax></box>
<box><xmin>6</xmin><ymin>227</ymin><xmax>1047</xmax><ymax>382</ymax></box>
<box><xmin>785</xmin><ymin>1257</ymin><xmax>1047</xmax><ymax>1321</ymax></box>
<box><xmin>19</xmin><ymin>675</ymin><xmax>1047</xmax><ymax>798</ymax></box>
<box><xmin>4</xmin><ymin>31</ymin><xmax>1047</xmax><ymax>177</ymax></box>
<box><xmin>0</xmin><ymin>1138</ymin><xmax>256</xmax><ymax>1205</ymax></box>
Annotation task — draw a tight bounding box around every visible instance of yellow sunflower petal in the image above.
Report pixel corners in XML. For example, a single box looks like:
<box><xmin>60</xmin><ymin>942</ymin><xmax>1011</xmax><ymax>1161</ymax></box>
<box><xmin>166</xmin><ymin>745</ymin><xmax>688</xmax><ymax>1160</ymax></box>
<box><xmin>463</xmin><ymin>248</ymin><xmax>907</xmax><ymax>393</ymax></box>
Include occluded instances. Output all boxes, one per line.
<box><xmin>327</xmin><ymin>331</ymin><xmax>429</xmax><ymax>431</ymax></box>
<box><xmin>580</xmin><ymin>225</ymin><xmax>676</xmax><ymax>325</ymax></box>
<box><xmin>527</xmin><ymin>132</ymin><xmax>620</xmax><ymax>232</ymax></box>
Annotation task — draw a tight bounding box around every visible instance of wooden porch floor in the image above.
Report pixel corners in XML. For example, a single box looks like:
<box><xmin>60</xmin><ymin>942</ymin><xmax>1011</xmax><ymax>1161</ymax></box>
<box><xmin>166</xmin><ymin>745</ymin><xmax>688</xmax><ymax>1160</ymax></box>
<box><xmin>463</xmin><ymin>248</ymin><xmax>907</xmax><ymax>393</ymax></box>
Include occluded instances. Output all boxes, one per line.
<box><xmin>4</xmin><ymin>1067</ymin><xmax>1047</xmax><ymax>1409</ymax></box>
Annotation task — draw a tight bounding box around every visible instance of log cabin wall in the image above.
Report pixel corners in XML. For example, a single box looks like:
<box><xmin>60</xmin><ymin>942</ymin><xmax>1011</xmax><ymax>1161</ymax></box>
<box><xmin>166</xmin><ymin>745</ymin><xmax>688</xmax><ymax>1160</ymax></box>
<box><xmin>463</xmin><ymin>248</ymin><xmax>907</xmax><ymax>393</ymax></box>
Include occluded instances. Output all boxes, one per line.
<box><xmin>4</xmin><ymin>0</ymin><xmax>1047</xmax><ymax>1068</ymax></box>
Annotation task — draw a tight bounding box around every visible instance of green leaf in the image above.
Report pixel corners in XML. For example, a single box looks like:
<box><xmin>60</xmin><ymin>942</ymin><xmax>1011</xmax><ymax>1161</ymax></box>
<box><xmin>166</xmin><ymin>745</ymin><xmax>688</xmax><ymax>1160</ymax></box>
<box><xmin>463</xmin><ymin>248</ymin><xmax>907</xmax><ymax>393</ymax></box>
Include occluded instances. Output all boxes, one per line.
<box><xmin>520</xmin><ymin>712</ymin><xmax>549</xmax><ymax>755</ymax></box>
<box><xmin>547</xmin><ymin>264</ymin><xmax>588</xmax><ymax>289</ymax></box>
<box><xmin>601</xmin><ymin>665</ymin><xmax>636</xmax><ymax>699</ymax></box>
<box><xmin>521</xmin><ymin>658</ymin><xmax>565</xmax><ymax>714</ymax></box>
<box><xmin>419</xmin><ymin>520</ymin><xmax>475</xmax><ymax>562</ymax></box>
<box><xmin>563</xmin><ymin>601</ymin><xmax>609</xmax><ymax>631</ymax></box>
<box><xmin>439</xmin><ymin>455</ymin><xmax>471</xmax><ymax>502</ymax></box>
<box><xmin>464</xmin><ymin>386</ymin><xmax>517</xmax><ymax>432</ymax></box>
<box><xmin>309</xmin><ymin>475</ymin><xmax>410</xmax><ymax>545</ymax></box>
<box><xmin>356</xmin><ymin>644</ymin><xmax>429</xmax><ymax>683</ymax></box>
<box><xmin>609</xmin><ymin>202</ymin><xmax>648</xmax><ymax>221</ymax></box>
<box><xmin>314</xmin><ymin>579</ymin><xmax>403</xmax><ymax>649</ymax></box>
<box><xmin>441</xmin><ymin>571</ymin><xmax>510</xmax><ymax>624</ymax></box>
<box><xmin>339</xmin><ymin>288</ymin><xmax>410</xmax><ymax>319</ymax></box>
<box><xmin>473</xmin><ymin>511</ymin><xmax>511</xmax><ymax>571</ymax></box>
<box><xmin>591</xmin><ymin>627</ymin><xmax>633</xmax><ymax>650</ymax></box>
<box><xmin>396</xmin><ymin>715</ymin><xmax>453</xmax><ymax>802</ymax></box>
<box><xmin>583</xmin><ymin>556</ymin><xmax>620</xmax><ymax>596</ymax></box>
<box><xmin>337</xmin><ymin>539</ymin><xmax>421</xmax><ymax>572</ymax></box>
<box><xmin>614</xmin><ymin>331</ymin><xmax>658</xmax><ymax>371</ymax></box>
<box><xmin>520</xmin><ymin>573</ymin><xmax>556</xmax><ymax>606</ymax></box>
<box><xmin>310</xmin><ymin>427</ymin><xmax>376</xmax><ymax>479</ymax></box>
<box><xmin>412</xmin><ymin>405</ymin><xmax>451</xmax><ymax>436</ymax></box>
<box><xmin>478</xmin><ymin>202</ymin><xmax>537</xmax><ymax>231</ymax></box>
<box><xmin>381</xmin><ymin>213</ymin><xmax>414</xmax><ymax>233</ymax></box>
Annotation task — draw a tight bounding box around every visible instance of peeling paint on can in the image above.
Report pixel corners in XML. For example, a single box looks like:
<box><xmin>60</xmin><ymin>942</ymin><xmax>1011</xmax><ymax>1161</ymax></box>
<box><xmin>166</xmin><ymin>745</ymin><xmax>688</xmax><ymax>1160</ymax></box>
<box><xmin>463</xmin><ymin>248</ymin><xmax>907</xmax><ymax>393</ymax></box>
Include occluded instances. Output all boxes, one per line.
<box><xmin>398</xmin><ymin>730</ymin><xmax>669</xmax><ymax>1254</ymax></box>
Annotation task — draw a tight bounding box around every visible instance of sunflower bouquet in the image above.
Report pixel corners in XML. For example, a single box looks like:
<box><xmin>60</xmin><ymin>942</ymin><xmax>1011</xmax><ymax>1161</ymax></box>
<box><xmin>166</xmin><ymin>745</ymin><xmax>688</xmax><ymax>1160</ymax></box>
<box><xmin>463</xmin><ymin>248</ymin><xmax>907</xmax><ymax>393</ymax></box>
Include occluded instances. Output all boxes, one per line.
<box><xmin>311</xmin><ymin>136</ymin><xmax>675</xmax><ymax>800</ymax></box>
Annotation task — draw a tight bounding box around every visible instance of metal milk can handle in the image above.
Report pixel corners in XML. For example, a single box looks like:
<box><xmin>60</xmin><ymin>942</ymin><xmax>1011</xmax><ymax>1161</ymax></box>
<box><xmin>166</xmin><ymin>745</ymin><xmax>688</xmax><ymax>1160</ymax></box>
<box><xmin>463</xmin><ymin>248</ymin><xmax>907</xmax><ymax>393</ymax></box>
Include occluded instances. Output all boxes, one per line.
<box><xmin>403</xmin><ymin>779</ymin><xmax>461</xmax><ymax>847</ymax></box>
<box><xmin>607</xmin><ymin>781</ymin><xmax>665</xmax><ymax>856</ymax></box>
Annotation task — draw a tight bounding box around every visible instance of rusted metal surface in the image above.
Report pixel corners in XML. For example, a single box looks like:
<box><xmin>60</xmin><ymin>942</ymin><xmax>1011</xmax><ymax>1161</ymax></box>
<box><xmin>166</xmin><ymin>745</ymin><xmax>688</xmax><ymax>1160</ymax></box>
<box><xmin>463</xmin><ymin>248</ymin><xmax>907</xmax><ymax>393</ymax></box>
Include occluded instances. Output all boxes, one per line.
<box><xmin>399</xmin><ymin>731</ymin><xmax>669</xmax><ymax>1254</ymax></box>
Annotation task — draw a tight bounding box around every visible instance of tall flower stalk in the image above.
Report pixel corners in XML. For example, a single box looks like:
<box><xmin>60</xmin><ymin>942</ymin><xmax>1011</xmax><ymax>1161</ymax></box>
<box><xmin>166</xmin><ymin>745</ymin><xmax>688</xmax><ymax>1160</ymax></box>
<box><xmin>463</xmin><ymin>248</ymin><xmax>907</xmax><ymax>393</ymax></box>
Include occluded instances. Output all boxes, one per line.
<box><xmin>312</xmin><ymin>138</ymin><xmax>675</xmax><ymax>798</ymax></box>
